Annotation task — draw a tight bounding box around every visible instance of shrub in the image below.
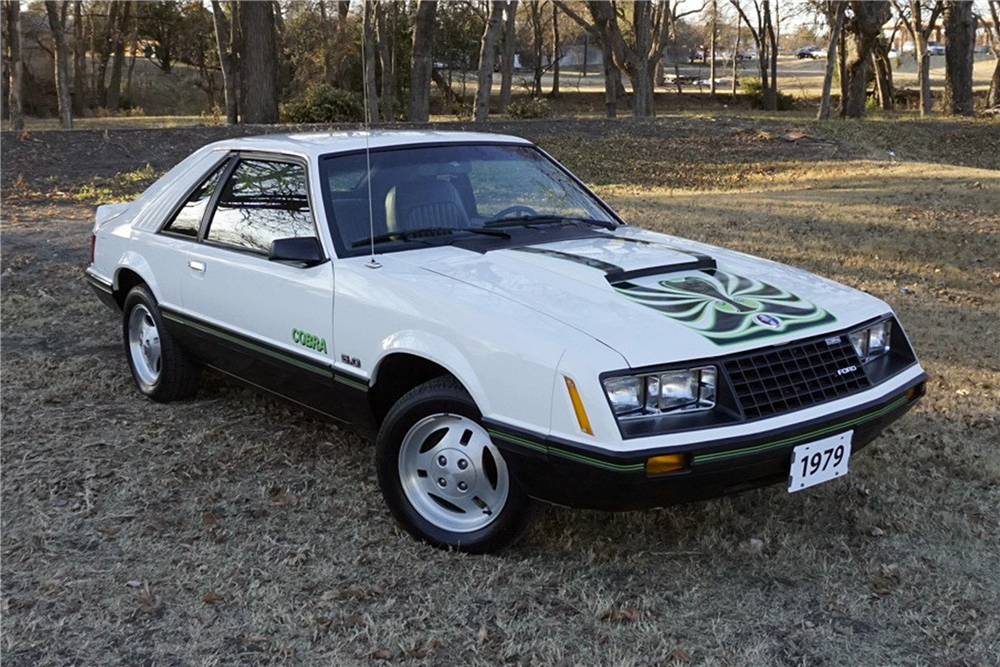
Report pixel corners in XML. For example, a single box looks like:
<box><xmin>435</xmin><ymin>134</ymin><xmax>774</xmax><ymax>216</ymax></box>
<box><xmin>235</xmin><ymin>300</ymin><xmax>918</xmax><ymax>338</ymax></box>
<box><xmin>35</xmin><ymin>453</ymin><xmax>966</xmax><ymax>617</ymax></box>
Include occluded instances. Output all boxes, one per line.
<box><xmin>505</xmin><ymin>97</ymin><xmax>553</xmax><ymax>119</ymax></box>
<box><xmin>739</xmin><ymin>77</ymin><xmax>797</xmax><ymax>111</ymax></box>
<box><xmin>281</xmin><ymin>84</ymin><xmax>365</xmax><ymax>124</ymax></box>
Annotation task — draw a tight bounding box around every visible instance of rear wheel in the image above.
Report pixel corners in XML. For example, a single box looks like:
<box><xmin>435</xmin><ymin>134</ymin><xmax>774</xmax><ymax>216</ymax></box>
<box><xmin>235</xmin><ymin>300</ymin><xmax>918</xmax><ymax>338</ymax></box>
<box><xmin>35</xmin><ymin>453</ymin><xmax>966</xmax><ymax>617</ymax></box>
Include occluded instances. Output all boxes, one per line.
<box><xmin>376</xmin><ymin>377</ymin><xmax>534</xmax><ymax>553</ymax></box>
<box><xmin>122</xmin><ymin>285</ymin><xmax>198</xmax><ymax>402</ymax></box>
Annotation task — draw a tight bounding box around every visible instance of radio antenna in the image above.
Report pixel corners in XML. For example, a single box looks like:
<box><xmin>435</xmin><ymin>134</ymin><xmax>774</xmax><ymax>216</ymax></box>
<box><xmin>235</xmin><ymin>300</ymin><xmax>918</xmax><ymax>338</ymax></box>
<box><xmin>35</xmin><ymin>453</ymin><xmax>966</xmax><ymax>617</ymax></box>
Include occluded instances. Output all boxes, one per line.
<box><xmin>361</xmin><ymin>13</ymin><xmax>381</xmax><ymax>270</ymax></box>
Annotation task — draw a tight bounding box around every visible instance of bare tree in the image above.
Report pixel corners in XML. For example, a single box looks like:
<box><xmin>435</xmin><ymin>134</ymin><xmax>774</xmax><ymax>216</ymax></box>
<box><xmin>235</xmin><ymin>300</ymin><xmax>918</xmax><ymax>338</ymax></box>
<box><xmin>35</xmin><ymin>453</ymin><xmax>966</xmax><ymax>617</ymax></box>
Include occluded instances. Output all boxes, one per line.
<box><xmin>96</xmin><ymin>1</ymin><xmax>120</xmax><ymax>105</ymax></box>
<box><xmin>731</xmin><ymin>18</ymin><xmax>742</xmax><ymax>98</ymax></box>
<box><xmin>238</xmin><ymin>0</ymin><xmax>278</xmax><ymax>123</ymax></box>
<box><xmin>474</xmin><ymin>0</ymin><xmax>505</xmax><ymax>122</ymax></box>
<box><xmin>709</xmin><ymin>0</ymin><xmax>718</xmax><ymax>96</ymax></box>
<box><xmin>376</xmin><ymin>1</ymin><xmax>394</xmax><ymax>122</ymax></box>
<box><xmin>211</xmin><ymin>1</ymin><xmax>238</xmax><ymax>123</ymax></box>
<box><xmin>362</xmin><ymin>0</ymin><xmax>378</xmax><ymax>122</ymax></box>
<box><xmin>731</xmin><ymin>0</ymin><xmax>778</xmax><ymax>110</ymax></box>
<box><xmin>527</xmin><ymin>0</ymin><xmax>546</xmax><ymax>96</ymax></box>
<box><xmin>817</xmin><ymin>0</ymin><xmax>846</xmax><ymax>120</ymax></box>
<box><xmin>45</xmin><ymin>1</ymin><xmax>73</xmax><ymax>128</ymax></box>
<box><xmin>408</xmin><ymin>0</ymin><xmax>437</xmax><ymax>121</ymax></box>
<box><xmin>842</xmin><ymin>0</ymin><xmax>892</xmax><ymax>118</ymax></box>
<box><xmin>892</xmin><ymin>0</ymin><xmax>944</xmax><ymax>116</ymax></box>
<box><xmin>551</xmin><ymin>2</ymin><xmax>560</xmax><ymax>96</ymax></box>
<box><xmin>943</xmin><ymin>0</ymin><xmax>975</xmax><ymax>115</ymax></box>
<box><xmin>106</xmin><ymin>0</ymin><xmax>132</xmax><ymax>111</ymax></box>
<box><xmin>985</xmin><ymin>0</ymin><xmax>1000</xmax><ymax>107</ymax></box>
<box><xmin>5</xmin><ymin>0</ymin><xmax>23</xmax><ymax>130</ymax></box>
<box><xmin>72</xmin><ymin>0</ymin><xmax>85</xmax><ymax>115</ymax></box>
<box><xmin>499</xmin><ymin>0</ymin><xmax>518</xmax><ymax>111</ymax></box>
<box><xmin>556</xmin><ymin>0</ymin><xmax>623</xmax><ymax>116</ymax></box>
<box><xmin>587</xmin><ymin>0</ymin><xmax>674</xmax><ymax>117</ymax></box>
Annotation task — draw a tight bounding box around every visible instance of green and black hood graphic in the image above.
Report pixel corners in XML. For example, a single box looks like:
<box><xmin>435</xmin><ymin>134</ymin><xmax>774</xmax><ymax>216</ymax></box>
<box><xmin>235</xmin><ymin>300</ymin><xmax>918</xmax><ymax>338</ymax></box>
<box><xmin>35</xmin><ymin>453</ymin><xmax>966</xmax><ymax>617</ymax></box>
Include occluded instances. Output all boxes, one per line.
<box><xmin>613</xmin><ymin>270</ymin><xmax>836</xmax><ymax>345</ymax></box>
<box><xmin>511</xmin><ymin>240</ymin><xmax>836</xmax><ymax>346</ymax></box>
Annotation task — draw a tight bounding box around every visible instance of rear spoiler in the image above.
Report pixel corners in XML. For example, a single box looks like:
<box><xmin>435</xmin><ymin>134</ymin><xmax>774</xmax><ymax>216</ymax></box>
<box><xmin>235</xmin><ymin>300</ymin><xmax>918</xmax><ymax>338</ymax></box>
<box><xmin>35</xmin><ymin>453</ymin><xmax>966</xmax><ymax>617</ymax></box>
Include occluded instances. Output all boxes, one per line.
<box><xmin>93</xmin><ymin>202</ymin><xmax>131</xmax><ymax>231</ymax></box>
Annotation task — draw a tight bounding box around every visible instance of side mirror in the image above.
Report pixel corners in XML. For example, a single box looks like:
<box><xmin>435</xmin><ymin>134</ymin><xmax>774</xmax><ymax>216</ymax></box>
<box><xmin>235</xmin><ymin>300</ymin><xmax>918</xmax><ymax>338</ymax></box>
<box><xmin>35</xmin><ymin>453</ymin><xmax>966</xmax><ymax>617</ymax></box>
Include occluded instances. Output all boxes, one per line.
<box><xmin>269</xmin><ymin>237</ymin><xmax>325</xmax><ymax>266</ymax></box>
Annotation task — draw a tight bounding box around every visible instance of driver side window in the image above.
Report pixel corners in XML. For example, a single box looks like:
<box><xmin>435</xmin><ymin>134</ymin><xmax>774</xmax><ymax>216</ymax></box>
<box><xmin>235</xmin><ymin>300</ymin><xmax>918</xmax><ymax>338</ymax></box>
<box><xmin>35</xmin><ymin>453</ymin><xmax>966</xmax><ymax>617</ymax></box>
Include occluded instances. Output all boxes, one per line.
<box><xmin>205</xmin><ymin>159</ymin><xmax>314</xmax><ymax>254</ymax></box>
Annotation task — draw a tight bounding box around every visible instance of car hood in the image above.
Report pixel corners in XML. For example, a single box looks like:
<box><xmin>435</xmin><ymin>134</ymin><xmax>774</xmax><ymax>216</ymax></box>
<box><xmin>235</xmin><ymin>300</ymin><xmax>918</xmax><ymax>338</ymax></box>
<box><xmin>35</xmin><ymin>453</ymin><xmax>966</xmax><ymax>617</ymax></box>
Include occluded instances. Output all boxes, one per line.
<box><xmin>412</xmin><ymin>227</ymin><xmax>888</xmax><ymax>368</ymax></box>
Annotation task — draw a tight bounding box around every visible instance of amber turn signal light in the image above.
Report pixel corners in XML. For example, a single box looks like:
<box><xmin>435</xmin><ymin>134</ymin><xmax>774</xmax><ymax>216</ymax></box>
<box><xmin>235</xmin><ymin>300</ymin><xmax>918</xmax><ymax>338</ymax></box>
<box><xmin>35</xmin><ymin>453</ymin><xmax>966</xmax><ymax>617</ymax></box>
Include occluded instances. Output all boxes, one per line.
<box><xmin>646</xmin><ymin>453</ymin><xmax>687</xmax><ymax>474</ymax></box>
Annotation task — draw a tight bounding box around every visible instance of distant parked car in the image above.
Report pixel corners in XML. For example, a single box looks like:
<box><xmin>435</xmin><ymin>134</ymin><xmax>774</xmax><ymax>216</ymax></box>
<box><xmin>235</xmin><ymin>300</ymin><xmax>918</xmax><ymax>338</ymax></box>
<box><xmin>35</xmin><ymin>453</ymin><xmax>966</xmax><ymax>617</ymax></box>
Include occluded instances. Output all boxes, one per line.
<box><xmin>795</xmin><ymin>45</ymin><xmax>824</xmax><ymax>59</ymax></box>
<box><xmin>903</xmin><ymin>40</ymin><xmax>945</xmax><ymax>56</ymax></box>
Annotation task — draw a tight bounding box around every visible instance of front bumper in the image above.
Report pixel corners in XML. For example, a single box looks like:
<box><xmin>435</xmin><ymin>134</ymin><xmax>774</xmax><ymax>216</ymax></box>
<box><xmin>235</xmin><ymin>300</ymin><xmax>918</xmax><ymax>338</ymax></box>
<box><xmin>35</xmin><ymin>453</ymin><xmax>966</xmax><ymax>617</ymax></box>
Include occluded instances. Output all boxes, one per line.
<box><xmin>486</xmin><ymin>374</ymin><xmax>926</xmax><ymax>511</ymax></box>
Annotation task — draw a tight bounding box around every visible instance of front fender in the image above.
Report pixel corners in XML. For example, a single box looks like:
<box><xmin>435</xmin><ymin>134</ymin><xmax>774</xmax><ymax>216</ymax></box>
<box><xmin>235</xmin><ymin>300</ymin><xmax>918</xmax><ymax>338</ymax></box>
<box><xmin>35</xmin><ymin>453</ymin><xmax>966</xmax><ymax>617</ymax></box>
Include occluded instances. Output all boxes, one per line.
<box><xmin>372</xmin><ymin>330</ymin><xmax>491</xmax><ymax>413</ymax></box>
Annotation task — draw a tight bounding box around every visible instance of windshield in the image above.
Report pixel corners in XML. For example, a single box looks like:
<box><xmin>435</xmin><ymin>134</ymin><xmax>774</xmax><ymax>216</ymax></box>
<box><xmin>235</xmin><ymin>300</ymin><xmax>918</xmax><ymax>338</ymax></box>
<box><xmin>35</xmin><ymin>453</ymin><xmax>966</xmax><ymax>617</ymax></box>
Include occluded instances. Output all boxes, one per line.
<box><xmin>319</xmin><ymin>144</ymin><xmax>617</xmax><ymax>256</ymax></box>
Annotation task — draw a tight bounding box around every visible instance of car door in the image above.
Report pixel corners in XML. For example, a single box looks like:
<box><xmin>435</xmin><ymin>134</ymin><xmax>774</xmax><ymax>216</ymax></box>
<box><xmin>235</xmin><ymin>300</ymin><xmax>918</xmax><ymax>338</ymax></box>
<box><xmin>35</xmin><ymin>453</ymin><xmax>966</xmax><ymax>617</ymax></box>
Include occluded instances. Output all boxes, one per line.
<box><xmin>174</xmin><ymin>154</ymin><xmax>354</xmax><ymax>422</ymax></box>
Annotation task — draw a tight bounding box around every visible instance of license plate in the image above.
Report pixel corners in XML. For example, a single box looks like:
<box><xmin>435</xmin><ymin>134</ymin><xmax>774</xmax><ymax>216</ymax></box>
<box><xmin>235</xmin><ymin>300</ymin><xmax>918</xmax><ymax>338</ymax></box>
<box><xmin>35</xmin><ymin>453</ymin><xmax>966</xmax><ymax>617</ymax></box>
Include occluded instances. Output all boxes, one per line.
<box><xmin>788</xmin><ymin>431</ymin><xmax>852</xmax><ymax>493</ymax></box>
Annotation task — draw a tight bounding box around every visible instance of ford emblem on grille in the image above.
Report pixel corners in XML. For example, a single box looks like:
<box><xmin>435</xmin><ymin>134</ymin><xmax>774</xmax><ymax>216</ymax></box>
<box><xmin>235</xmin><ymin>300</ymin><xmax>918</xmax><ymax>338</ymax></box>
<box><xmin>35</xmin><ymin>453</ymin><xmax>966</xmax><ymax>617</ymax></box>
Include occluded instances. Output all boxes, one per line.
<box><xmin>753</xmin><ymin>313</ymin><xmax>782</xmax><ymax>329</ymax></box>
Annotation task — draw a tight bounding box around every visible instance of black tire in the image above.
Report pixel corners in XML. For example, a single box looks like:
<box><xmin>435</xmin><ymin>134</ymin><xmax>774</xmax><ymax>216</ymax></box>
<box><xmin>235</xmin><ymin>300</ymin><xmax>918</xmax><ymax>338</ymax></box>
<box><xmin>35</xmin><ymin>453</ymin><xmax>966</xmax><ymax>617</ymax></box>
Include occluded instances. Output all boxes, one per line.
<box><xmin>375</xmin><ymin>376</ymin><xmax>535</xmax><ymax>553</ymax></box>
<box><xmin>122</xmin><ymin>285</ymin><xmax>198</xmax><ymax>402</ymax></box>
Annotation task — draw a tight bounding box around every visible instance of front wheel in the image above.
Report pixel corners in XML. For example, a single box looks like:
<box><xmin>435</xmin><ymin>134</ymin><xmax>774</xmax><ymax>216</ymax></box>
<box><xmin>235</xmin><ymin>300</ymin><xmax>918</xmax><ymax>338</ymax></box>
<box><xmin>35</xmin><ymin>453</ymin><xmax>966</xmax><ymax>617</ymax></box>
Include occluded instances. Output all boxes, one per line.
<box><xmin>375</xmin><ymin>377</ymin><xmax>534</xmax><ymax>553</ymax></box>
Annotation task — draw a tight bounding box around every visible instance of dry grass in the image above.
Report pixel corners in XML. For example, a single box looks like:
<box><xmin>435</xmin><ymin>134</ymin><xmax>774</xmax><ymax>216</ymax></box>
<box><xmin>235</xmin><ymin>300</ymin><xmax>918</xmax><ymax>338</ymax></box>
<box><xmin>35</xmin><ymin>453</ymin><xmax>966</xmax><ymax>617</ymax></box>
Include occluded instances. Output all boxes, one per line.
<box><xmin>2</xmin><ymin>118</ymin><xmax>998</xmax><ymax>667</ymax></box>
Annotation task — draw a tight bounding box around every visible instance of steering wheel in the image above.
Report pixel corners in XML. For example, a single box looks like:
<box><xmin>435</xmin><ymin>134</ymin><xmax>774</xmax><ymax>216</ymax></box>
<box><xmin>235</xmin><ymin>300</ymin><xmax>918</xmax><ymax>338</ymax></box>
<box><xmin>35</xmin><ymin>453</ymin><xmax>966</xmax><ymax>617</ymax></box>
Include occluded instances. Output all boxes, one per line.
<box><xmin>489</xmin><ymin>205</ymin><xmax>538</xmax><ymax>221</ymax></box>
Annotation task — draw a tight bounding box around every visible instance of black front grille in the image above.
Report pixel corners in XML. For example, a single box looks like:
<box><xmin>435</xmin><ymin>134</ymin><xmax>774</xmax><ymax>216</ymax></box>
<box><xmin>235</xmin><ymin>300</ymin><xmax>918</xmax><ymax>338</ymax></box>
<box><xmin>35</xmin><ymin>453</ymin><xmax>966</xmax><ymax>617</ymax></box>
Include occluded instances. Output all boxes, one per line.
<box><xmin>724</xmin><ymin>333</ymin><xmax>871</xmax><ymax>421</ymax></box>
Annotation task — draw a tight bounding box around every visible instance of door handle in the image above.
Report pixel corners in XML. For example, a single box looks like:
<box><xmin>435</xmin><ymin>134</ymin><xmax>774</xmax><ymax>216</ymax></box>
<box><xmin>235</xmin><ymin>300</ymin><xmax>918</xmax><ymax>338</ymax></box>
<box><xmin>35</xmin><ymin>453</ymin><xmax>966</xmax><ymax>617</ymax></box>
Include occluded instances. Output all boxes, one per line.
<box><xmin>188</xmin><ymin>260</ymin><xmax>206</xmax><ymax>273</ymax></box>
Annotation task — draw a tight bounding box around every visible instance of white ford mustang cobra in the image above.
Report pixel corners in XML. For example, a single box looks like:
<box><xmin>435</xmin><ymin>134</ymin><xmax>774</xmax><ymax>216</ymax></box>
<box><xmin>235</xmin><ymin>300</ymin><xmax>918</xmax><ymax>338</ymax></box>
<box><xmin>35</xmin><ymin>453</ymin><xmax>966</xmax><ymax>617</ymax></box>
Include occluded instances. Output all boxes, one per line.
<box><xmin>86</xmin><ymin>131</ymin><xmax>927</xmax><ymax>552</ymax></box>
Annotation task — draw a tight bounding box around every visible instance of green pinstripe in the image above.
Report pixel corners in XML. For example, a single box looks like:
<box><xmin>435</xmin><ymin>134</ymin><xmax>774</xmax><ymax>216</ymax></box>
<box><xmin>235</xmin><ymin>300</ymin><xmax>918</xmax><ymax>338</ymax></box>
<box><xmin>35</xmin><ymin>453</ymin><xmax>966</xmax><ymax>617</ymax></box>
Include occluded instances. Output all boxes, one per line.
<box><xmin>692</xmin><ymin>396</ymin><xmax>909</xmax><ymax>464</ymax></box>
<box><xmin>161</xmin><ymin>310</ymin><xmax>369</xmax><ymax>391</ymax></box>
<box><xmin>487</xmin><ymin>394</ymin><xmax>909</xmax><ymax>472</ymax></box>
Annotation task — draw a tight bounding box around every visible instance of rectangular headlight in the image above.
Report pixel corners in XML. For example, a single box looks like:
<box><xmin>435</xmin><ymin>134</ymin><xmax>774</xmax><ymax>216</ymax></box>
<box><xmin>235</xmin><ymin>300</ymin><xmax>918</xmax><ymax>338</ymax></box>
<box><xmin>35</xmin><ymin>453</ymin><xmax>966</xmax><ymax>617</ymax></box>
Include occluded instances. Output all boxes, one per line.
<box><xmin>868</xmin><ymin>320</ymin><xmax>891</xmax><ymax>359</ymax></box>
<box><xmin>604</xmin><ymin>366</ymin><xmax>717</xmax><ymax>419</ymax></box>
<box><xmin>604</xmin><ymin>376</ymin><xmax>643</xmax><ymax>415</ymax></box>
<box><xmin>850</xmin><ymin>319</ymin><xmax>892</xmax><ymax>363</ymax></box>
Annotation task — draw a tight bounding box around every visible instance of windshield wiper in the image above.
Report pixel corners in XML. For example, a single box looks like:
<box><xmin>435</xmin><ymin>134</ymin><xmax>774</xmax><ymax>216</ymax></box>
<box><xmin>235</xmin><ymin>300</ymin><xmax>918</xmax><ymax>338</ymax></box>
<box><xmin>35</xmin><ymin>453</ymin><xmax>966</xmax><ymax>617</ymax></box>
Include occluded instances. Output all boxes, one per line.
<box><xmin>484</xmin><ymin>215</ymin><xmax>618</xmax><ymax>230</ymax></box>
<box><xmin>352</xmin><ymin>226</ymin><xmax>509</xmax><ymax>248</ymax></box>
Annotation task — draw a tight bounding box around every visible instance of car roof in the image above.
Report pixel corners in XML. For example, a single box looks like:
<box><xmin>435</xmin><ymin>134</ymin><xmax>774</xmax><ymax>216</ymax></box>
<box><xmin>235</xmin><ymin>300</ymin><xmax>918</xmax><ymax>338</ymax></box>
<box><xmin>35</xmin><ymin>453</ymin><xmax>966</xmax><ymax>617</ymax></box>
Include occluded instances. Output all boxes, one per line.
<box><xmin>203</xmin><ymin>130</ymin><xmax>534</xmax><ymax>160</ymax></box>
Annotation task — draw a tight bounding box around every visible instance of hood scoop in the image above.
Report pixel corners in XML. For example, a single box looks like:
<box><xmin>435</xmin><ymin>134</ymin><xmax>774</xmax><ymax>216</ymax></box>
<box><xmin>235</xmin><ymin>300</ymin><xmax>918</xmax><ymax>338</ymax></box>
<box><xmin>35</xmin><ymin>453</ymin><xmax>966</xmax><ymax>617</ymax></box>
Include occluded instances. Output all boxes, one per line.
<box><xmin>510</xmin><ymin>239</ymin><xmax>717</xmax><ymax>286</ymax></box>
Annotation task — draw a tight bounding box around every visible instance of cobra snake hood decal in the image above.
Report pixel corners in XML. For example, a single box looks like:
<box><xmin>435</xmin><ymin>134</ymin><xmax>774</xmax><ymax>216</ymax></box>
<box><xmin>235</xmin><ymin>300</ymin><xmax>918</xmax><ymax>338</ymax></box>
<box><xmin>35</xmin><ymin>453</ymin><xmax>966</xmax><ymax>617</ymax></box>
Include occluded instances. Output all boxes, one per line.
<box><xmin>614</xmin><ymin>270</ymin><xmax>837</xmax><ymax>346</ymax></box>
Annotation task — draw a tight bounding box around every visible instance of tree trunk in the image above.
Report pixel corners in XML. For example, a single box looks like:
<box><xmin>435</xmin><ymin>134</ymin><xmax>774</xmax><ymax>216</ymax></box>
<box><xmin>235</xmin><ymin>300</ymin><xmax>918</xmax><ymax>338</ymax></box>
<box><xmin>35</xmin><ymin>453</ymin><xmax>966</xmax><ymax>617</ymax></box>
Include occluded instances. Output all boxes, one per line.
<box><xmin>96</xmin><ymin>0</ymin><xmax>119</xmax><ymax>107</ymax></box>
<box><xmin>529</xmin><ymin>1</ymin><xmax>543</xmax><ymax>96</ymax></box>
<box><xmin>765</xmin><ymin>0</ymin><xmax>777</xmax><ymax>109</ymax></box>
<box><xmin>362</xmin><ymin>0</ymin><xmax>378</xmax><ymax>122</ymax></box>
<box><xmin>872</xmin><ymin>42</ymin><xmax>894</xmax><ymax>110</ymax></box>
<box><xmin>988</xmin><ymin>57</ymin><xmax>1000</xmax><ymax>108</ymax></box>
<box><xmin>407</xmin><ymin>0</ymin><xmax>436</xmax><ymax>121</ymax></box>
<box><xmin>474</xmin><ymin>1</ymin><xmax>505</xmax><ymax>122</ymax></box>
<box><xmin>601</xmin><ymin>38</ymin><xmax>617</xmax><ymax>116</ymax></box>
<box><xmin>376</xmin><ymin>1</ymin><xmax>394</xmax><ymax>122</ymax></box>
<box><xmin>843</xmin><ymin>0</ymin><xmax>891</xmax><ymax>118</ymax></box>
<box><xmin>6</xmin><ymin>0</ymin><xmax>23</xmax><ymax>130</ymax></box>
<box><xmin>943</xmin><ymin>0</ymin><xmax>975</xmax><ymax>115</ymax></box>
<box><xmin>499</xmin><ymin>0</ymin><xmax>518</xmax><ymax>111</ymax></box>
<box><xmin>550</xmin><ymin>2</ymin><xmax>560</xmax><ymax>96</ymax></box>
<box><xmin>838</xmin><ymin>16</ymin><xmax>848</xmax><ymax>117</ymax></box>
<box><xmin>106</xmin><ymin>0</ymin><xmax>131</xmax><ymax>111</ymax></box>
<box><xmin>72</xmin><ymin>0</ymin><xmax>85</xmax><ymax>115</ymax></box>
<box><xmin>230</xmin><ymin>1</ymin><xmax>242</xmax><ymax>120</ymax></box>
<box><xmin>238</xmin><ymin>0</ymin><xmax>278</xmax><ymax>123</ymax></box>
<box><xmin>709</xmin><ymin>0</ymin><xmax>717</xmax><ymax>95</ymax></box>
<box><xmin>211</xmin><ymin>1</ymin><xmax>238</xmax><ymax>124</ymax></box>
<box><xmin>987</xmin><ymin>0</ymin><xmax>1000</xmax><ymax>108</ymax></box>
<box><xmin>731</xmin><ymin>20</ymin><xmax>740</xmax><ymax>98</ymax></box>
<box><xmin>818</xmin><ymin>2</ymin><xmax>845</xmax><ymax>120</ymax></box>
<box><xmin>45</xmin><ymin>1</ymin><xmax>73</xmax><ymax>128</ymax></box>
